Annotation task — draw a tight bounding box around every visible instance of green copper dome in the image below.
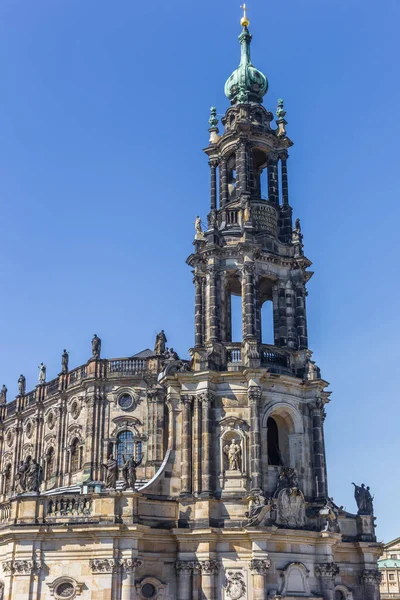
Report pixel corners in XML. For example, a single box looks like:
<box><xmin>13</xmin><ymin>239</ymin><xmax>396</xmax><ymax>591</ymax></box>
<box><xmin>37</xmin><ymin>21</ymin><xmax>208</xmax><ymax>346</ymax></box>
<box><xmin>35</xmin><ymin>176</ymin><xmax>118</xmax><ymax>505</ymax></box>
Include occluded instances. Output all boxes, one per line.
<box><xmin>224</xmin><ymin>26</ymin><xmax>268</xmax><ymax>105</ymax></box>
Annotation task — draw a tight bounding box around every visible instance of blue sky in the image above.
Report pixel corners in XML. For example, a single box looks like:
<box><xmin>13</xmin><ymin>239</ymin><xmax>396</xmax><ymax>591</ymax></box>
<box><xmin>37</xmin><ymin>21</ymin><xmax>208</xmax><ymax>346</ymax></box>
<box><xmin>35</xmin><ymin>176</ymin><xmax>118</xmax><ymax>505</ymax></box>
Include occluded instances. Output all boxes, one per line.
<box><xmin>0</xmin><ymin>0</ymin><xmax>399</xmax><ymax>542</ymax></box>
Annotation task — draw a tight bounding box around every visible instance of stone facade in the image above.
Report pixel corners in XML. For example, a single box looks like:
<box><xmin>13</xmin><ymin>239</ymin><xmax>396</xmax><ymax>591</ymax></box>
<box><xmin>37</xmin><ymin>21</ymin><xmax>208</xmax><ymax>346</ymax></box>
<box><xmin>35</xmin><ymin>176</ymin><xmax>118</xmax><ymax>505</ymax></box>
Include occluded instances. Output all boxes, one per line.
<box><xmin>379</xmin><ymin>539</ymin><xmax>400</xmax><ymax>599</ymax></box>
<box><xmin>0</xmin><ymin>11</ymin><xmax>382</xmax><ymax>600</ymax></box>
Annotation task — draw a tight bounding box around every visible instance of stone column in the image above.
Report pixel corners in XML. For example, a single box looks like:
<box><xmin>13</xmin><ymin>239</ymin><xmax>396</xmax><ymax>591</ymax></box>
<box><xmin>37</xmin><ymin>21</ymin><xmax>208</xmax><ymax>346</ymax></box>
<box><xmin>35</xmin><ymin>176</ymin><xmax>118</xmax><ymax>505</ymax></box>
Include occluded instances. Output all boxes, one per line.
<box><xmin>220</xmin><ymin>159</ymin><xmax>228</xmax><ymax>206</ymax></box>
<box><xmin>268</xmin><ymin>152</ymin><xmax>279</xmax><ymax>204</ymax></box>
<box><xmin>121</xmin><ymin>558</ymin><xmax>142</xmax><ymax>600</ymax></box>
<box><xmin>285</xmin><ymin>280</ymin><xmax>298</xmax><ymax>349</ymax></box>
<box><xmin>311</xmin><ymin>400</ymin><xmax>327</xmax><ymax>499</ymax></box>
<box><xmin>361</xmin><ymin>569</ymin><xmax>382</xmax><ymax>600</ymax></box>
<box><xmin>315</xmin><ymin>563</ymin><xmax>339</xmax><ymax>600</ymax></box>
<box><xmin>176</xmin><ymin>561</ymin><xmax>193</xmax><ymax>600</ymax></box>
<box><xmin>194</xmin><ymin>274</ymin><xmax>205</xmax><ymax>348</ymax></box>
<box><xmin>198</xmin><ymin>560</ymin><xmax>221</xmax><ymax>600</ymax></box>
<box><xmin>248</xmin><ymin>386</ymin><xmax>262</xmax><ymax>491</ymax></box>
<box><xmin>250</xmin><ymin>559</ymin><xmax>271</xmax><ymax>600</ymax></box>
<box><xmin>272</xmin><ymin>281</ymin><xmax>287</xmax><ymax>347</ymax></box>
<box><xmin>280</xmin><ymin>154</ymin><xmax>289</xmax><ymax>205</ymax></box>
<box><xmin>200</xmin><ymin>393</ymin><xmax>213</xmax><ymax>496</ymax></box>
<box><xmin>181</xmin><ymin>396</ymin><xmax>193</xmax><ymax>496</ymax></box>
<box><xmin>237</xmin><ymin>142</ymin><xmax>248</xmax><ymax>194</ymax></box>
<box><xmin>242</xmin><ymin>262</ymin><xmax>256</xmax><ymax>339</ymax></box>
<box><xmin>209</xmin><ymin>161</ymin><xmax>217</xmax><ymax>211</ymax></box>
<box><xmin>206</xmin><ymin>265</ymin><xmax>219</xmax><ymax>342</ymax></box>
<box><xmin>295</xmin><ymin>283</ymin><xmax>308</xmax><ymax>349</ymax></box>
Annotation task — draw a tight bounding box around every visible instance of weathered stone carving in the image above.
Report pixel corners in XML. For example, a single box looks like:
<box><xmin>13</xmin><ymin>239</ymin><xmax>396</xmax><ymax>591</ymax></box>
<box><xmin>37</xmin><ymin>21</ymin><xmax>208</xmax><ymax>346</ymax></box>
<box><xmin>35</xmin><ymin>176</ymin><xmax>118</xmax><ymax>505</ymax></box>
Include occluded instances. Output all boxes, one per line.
<box><xmin>38</xmin><ymin>363</ymin><xmax>46</xmax><ymax>384</ymax></box>
<box><xmin>61</xmin><ymin>349</ymin><xmax>69</xmax><ymax>374</ymax></box>
<box><xmin>0</xmin><ymin>385</ymin><xmax>7</xmax><ymax>405</ymax></box>
<box><xmin>26</xmin><ymin>459</ymin><xmax>42</xmax><ymax>492</ymax></box>
<box><xmin>2</xmin><ymin>560</ymin><xmax>42</xmax><ymax>575</ymax></box>
<box><xmin>91</xmin><ymin>334</ymin><xmax>101</xmax><ymax>358</ymax></box>
<box><xmin>276</xmin><ymin>487</ymin><xmax>306</xmax><ymax>527</ymax></box>
<box><xmin>320</xmin><ymin>498</ymin><xmax>340</xmax><ymax>533</ymax></box>
<box><xmin>224</xmin><ymin>571</ymin><xmax>246</xmax><ymax>599</ymax></box>
<box><xmin>175</xmin><ymin>561</ymin><xmax>194</xmax><ymax>572</ymax></box>
<box><xmin>120</xmin><ymin>558</ymin><xmax>142</xmax><ymax>572</ymax></box>
<box><xmin>245</xmin><ymin>488</ymin><xmax>267</xmax><ymax>525</ymax></box>
<box><xmin>249</xmin><ymin>559</ymin><xmax>271</xmax><ymax>574</ymax></box>
<box><xmin>223</xmin><ymin>439</ymin><xmax>242</xmax><ymax>471</ymax></box>
<box><xmin>361</xmin><ymin>569</ymin><xmax>382</xmax><ymax>584</ymax></box>
<box><xmin>47</xmin><ymin>577</ymin><xmax>84</xmax><ymax>597</ymax></box>
<box><xmin>315</xmin><ymin>563</ymin><xmax>339</xmax><ymax>578</ymax></box>
<box><xmin>89</xmin><ymin>558</ymin><xmax>118</xmax><ymax>574</ymax></box>
<box><xmin>194</xmin><ymin>215</ymin><xmax>205</xmax><ymax>240</ymax></box>
<box><xmin>103</xmin><ymin>456</ymin><xmax>118</xmax><ymax>489</ymax></box>
<box><xmin>18</xmin><ymin>374</ymin><xmax>26</xmax><ymax>396</ymax></box>
<box><xmin>353</xmin><ymin>482</ymin><xmax>374</xmax><ymax>515</ymax></box>
<box><xmin>15</xmin><ymin>460</ymin><xmax>28</xmax><ymax>493</ymax></box>
<box><xmin>122</xmin><ymin>455</ymin><xmax>141</xmax><ymax>489</ymax></box>
<box><xmin>274</xmin><ymin>467</ymin><xmax>298</xmax><ymax>497</ymax></box>
<box><xmin>154</xmin><ymin>330</ymin><xmax>167</xmax><ymax>355</ymax></box>
<box><xmin>196</xmin><ymin>560</ymin><xmax>221</xmax><ymax>574</ymax></box>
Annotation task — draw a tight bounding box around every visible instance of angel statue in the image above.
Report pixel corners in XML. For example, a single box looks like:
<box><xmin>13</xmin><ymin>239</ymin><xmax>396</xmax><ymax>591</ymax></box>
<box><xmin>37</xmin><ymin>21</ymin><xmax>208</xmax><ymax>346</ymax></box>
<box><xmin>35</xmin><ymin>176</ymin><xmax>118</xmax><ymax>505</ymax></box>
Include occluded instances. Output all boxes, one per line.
<box><xmin>223</xmin><ymin>439</ymin><xmax>242</xmax><ymax>471</ymax></box>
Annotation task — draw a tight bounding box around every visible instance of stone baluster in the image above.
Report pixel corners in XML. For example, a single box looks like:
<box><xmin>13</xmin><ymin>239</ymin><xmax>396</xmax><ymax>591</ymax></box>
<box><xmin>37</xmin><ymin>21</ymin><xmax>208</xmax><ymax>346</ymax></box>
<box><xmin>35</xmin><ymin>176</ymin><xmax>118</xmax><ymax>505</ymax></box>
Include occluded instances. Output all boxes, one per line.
<box><xmin>250</xmin><ymin>559</ymin><xmax>271</xmax><ymax>600</ymax></box>
<box><xmin>315</xmin><ymin>563</ymin><xmax>339</xmax><ymax>600</ymax></box>
<box><xmin>268</xmin><ymin>151</ymin><xmax>279</xmax><ymax>204</ymax></box>
<box><xmin>361</xmin><ymin>569</ymin><xmax>382</xmax><ymax>600</ymax></box>
<box><xmin>220</xmin><ymin>159</ymin><xmax>228</xmax><ymax>206</ymax></box>
<box><xmin>209</xmin><ymin>161</ymin><xmax>217</xmax><ymax>211</ymax></box>
<box><xmin>206</xmin><ymin>265</ymin><xmax>219</xmax><ymax>342</ymax></box>
<box><xmin>194</xmin><ymin>274</ymin><xmax>205</xmax><ymax>348</ymax></box>
<box><xmin>198</xmin><ymin>560</ymin><xmax>221</xmax><ymax>600</ymax></box>
<box><xmin>176</xmin><ymin>561</ymin><xmax>193</xmax><ymax>600</ymax></box>
<box><xmin>121</xmin><ymin>558</ymin><xmax>142</xmax><ymax>600</ymax></box>
<box><xmin>181</xmin><ymin>396</ymin><xmax>193</xmax><ymax>496</ymax></box>
<box><xmin>200</xmin><ymin>393</ymin><xmax>213</xmax><ymax>496</ymax></box>
<box><xmin>242</xmin><ymin>262</ymin><xmax>256</xmax><ymax>339</ymax></box>
<box><xmin>248</xmin><ymin>386</ymin><xmax>262</xmax><ymax>491</ymax></box>
<box><xmin>310</xmin><ymin>400</ymin><xmax>327</xmax><ymax>499</ymax></box>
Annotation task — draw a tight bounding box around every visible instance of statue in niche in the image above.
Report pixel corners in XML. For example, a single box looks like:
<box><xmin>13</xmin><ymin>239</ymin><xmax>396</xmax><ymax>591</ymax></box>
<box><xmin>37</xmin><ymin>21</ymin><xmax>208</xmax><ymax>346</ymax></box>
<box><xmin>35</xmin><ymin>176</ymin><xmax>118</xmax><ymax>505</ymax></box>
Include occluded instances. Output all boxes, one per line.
<box><xmin>26</xmin><ymin>459</ymin><xmax>42</xmax><ymax>492</ymax></box>
<box><xmin>18</xmin><ymin>374</ymin><xmax>26</xmax><ymax>396</ymax></box>
<box><xmin>0</xmin><ymin>385</ymin><xmax>7</xmax><ymax>405</ymax></box>
<box><xmin>91</xmin><ymin>334</ymin><xmax>101</xmax><ymax>359</ymax></box>
<box><xmin>61</xmin><ymin>349</ymin><xmax>69</xmax><ymax>374</ymax></box>
<box><xmin>352</xmin><ymin>482</ymin><xmax>374</xmax><ymax>515</ymax></box>
<box><xmin>122</xmin><ymin>454</ymin><xmax>142</xmax><ymax>489</ymax></box>
<box><xmin>103</xmin><ymin>455</ymin><xmax>118</xmax><ymax>489</ymax></box>
<box><xmin>224</xmin><ymin>439</ymin><xmax>242</xmax><ymax>471</ymax></box>
<box><xmin>227</xmin><ymin>156</ymin><xmax>236</xmax><ymax>201</ymax></box>
<box><xmin>38</xmin><ymin>363</ymin><xmax>46</xmax><ymax>384</ymax></box>
<box><xmin>154</xmin><ymin>330</ymin><xmax>167</xmax><ymax>355</ymax></box>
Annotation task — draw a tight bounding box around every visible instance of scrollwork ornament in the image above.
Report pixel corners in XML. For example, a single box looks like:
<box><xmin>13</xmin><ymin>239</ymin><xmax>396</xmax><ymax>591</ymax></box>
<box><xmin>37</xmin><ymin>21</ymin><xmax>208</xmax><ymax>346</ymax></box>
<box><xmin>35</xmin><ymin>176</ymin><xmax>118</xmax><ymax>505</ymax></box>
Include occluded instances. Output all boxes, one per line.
<box><xmin>315</xmin><ymin>563</ymin><xmax>339</xmax><ymax>578</ymax></box>
<box><xmin>3</xmin><ymin>559</ymin><xmax>42</xmax><ymax>575</ymax></box>
<box><xmin>224</xmin><ymin>571</ymin><xmax>246</xmax><ymax>600</ymax></box>
<box><xmin>120</xmin><ymin>558</ymin><xmax>142</xmax><ymax>573</ymax></box>
<box><xmin>176</xmin><ymin>561</ymin><xmax>194</xmax><ymax>573</ymax></box>
<box><xmin>197</xmin><ymin>560</ymin><xmax>221</xmax><ymax>574</ymax></box>
<box><xmin>89</xmin><ymin>559</ymin><xmax>118</xmax><ymax>574</ymax></box>
<box><xmin>249</xmin><ymin>559</ymin><xmax>271</xmax><ymax>574</ymax></box>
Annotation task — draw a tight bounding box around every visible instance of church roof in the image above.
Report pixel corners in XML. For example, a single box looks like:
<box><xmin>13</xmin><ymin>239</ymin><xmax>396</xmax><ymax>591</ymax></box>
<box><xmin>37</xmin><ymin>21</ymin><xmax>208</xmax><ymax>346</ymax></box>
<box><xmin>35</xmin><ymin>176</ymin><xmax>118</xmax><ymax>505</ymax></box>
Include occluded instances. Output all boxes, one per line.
<box><xmin>131</xmin><ymin>348</ymin><xmax>156</xmax><ymax>359</ymax></box>
<box><xmin>378</xmin><ymin>559</ymin><xmax>400</xmax><ymax>568</ymax></box>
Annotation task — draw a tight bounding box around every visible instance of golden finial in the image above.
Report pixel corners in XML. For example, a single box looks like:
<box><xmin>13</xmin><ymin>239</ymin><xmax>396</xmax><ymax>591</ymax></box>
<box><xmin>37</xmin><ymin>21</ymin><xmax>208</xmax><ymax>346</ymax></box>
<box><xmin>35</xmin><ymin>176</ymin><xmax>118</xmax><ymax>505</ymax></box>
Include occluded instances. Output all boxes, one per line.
<box><xmin>240</xmin><ymin>3</ymin><xmax>250</xmax><ymax>27</ymax></box>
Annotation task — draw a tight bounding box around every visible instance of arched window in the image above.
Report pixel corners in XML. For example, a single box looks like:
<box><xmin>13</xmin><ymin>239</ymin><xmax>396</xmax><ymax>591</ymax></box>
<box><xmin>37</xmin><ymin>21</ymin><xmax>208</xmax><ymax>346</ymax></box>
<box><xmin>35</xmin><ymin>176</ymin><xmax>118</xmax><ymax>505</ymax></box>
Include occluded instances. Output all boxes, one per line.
<box><xmin>46</xmin><ymin>447</ymin><xmax>55</xmax><ymax>479</ymax></box>
<box><xmin>267</xmin><ymin>417</ymin><xmax>283</xmax><ymax>466</ymax></box>
<box><xmin>261</xmin><ymin>299</ymin><xmax>274</xmax><ymax>344</ymax></box>
<box><xmin>70</xmin><ymin>438</ymin><xmax>81</xmax><ymax>473</ymax></box>
<box><xmin>117</xmin><ymin>431</ymin><xmax>135</xmax><ymax>467</ymax></box>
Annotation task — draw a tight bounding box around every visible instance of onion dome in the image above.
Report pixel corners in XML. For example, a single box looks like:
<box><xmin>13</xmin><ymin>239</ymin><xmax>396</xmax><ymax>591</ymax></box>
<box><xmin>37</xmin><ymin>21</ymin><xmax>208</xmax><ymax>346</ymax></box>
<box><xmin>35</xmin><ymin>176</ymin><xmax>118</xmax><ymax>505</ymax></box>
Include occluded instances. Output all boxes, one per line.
<box><xmin>224</xmin><ymin>5</ymin><xmax>268</xmax><ymax>105</ymax></box>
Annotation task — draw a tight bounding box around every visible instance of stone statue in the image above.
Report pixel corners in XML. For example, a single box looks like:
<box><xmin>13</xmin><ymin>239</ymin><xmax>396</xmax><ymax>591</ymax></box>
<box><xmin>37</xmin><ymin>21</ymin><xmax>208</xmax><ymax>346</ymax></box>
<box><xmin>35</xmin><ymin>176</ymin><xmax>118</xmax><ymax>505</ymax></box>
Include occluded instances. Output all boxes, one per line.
<box><xmin>122</xmin><ymin>455</ymin><xmax>142</xmax><ymax>489</ymax></box>
<box><xmin>0</xmin><ymin>385</ymin><xmax>7</xmax><ymax>405</ymax></box>
<box><xmin>38</xmin><ymin>363</ymin><xmax>46</xmax><ymax>384</ymax></box>
<box><xmin>223</xmin><ymin>439</ymin><xmax>242</xmax><ymax>471</ymax></box>
<box><xmin>15</xmin><ymin>460</ymin><xmax>28</xmax><ymax>494</ymax></box>
<box><xmin>154</xmin><ymin>330</ymin><xmax>167</xmax><ymax>355</ymax></box>
<box><xmin>194</xmin><ymin>216</ymin><xmax>205</xmax><ymax>240</ymax></box>
<box><xmin>103</xmin><ymin>456</ymin><xmax>118</xmax><ymax>489</ymax></box>
<box><xmin>18</xmin><ymin>374</ymin><xmax>26</xmax><ymax>396</ymax></box>
<box><xmin>275</xmin><ymin>467</ymin><xmax>299</xmax><ymax>497</ymax></box>
<box><xmin>26</xmin><ymin>459</ymin><xmax>42</xmax><ymax>492</ymax></box>
<box><xmin>352</xmin><ymin>482</ymin><xmax>374</xmax><ymax>515</ymax></box>
<box><xmin>292</xmin><ymin>217</ymin><xmax>303</xmax><ymax>245</ymax></box>
<box><xmin>166</xmin><ymin>347</ymin><xmax>179</xmax><ymax>360</ymax></box>
<box><xmin>61</xmin><ymin>349</ymin><xmax>69</xmax><ymax>374</ymax></box>
<box><xmin>92</xmin><ymin>334</ymin><xmax>101</xmax><ymax>359</ymax></box>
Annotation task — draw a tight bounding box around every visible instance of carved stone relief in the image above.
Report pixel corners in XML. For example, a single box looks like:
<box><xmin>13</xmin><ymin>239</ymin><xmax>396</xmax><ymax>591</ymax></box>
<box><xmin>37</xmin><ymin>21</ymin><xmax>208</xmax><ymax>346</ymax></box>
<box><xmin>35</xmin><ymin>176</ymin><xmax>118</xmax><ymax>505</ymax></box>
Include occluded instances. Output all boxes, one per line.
<box><xmin>224</xmin><ymin>571</ymin><xmax>246</xmax><ymax>600</ymax></box>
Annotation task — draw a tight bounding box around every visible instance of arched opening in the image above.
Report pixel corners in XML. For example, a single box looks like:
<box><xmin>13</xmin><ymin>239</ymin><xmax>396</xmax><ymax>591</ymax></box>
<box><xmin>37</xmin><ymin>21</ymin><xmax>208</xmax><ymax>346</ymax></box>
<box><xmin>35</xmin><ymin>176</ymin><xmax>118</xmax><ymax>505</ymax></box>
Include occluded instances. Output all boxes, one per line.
<box><xmin>252</xmin><ymin>148</ymin><xmax>268</xmax><ymax>200</ymax></box>
<box><xmin>230</xmin><ymin>294</ymin><xmax>242</xmax><ymax>342</ymax></box>
<box><xmin>267</xmin><ymin>417</ymin><xmax>283</xmax><ymax>465</ymax></box>
<box><xmin>335</xmin><ymin>592</ymin><xmax>345</xmax><ymax>600</ymax></box>
<box><xmin>261</xmin><ymin>300</ymin><xmax>274</xmax><ymax>344</ymax></box>
<box><xmin>224</xmin><ymin>276</ymin><xmax>242</xmax><ymax>344</ymax></box>
<box><xmin>46</xmin><ymin>447</ymin><xmax>55</xmax><ymax>479</ymax></box>
<box><xmin>117</xmin><ymin>430</ymin><xmax>135</xmax><ymax>467</ymax></box>
<box><xmin>70</xmin><ymin>438</ymin><xmax>81</xmax><ymax>473</ymax></box>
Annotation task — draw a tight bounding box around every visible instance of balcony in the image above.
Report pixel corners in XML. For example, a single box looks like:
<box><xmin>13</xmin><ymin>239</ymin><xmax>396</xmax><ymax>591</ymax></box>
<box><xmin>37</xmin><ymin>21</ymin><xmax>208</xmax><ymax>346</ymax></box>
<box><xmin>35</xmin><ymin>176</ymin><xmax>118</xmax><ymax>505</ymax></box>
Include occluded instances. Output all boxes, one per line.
<box><xmin>226</xmin><ymin>343</ymin><xmax>294</xmax><ymax>375</ymax></box>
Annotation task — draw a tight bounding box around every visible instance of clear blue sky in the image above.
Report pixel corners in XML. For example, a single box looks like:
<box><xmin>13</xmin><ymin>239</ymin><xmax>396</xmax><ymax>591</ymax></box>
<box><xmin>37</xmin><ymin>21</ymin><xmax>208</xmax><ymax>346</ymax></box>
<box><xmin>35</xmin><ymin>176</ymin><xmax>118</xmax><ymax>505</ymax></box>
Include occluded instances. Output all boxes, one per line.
<box><xmin>0</xmin><ymin>0</ymin><xmax>399</xmax><ymax>542</ymax></box>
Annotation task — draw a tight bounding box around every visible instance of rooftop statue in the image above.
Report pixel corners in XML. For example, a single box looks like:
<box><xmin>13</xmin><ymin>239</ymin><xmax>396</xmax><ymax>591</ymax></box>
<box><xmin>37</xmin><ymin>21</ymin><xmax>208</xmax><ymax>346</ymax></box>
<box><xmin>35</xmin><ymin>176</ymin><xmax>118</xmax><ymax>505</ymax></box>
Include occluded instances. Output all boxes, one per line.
<box><xmin>38</xmin><ymin>363</ymin><xmax>46</xmax><ymax>384</ymax></box>
<box><xmin>18</xmin><ymin>374</ymin><xmax>26</xmax><ymax>396</ymax></box>
<box><xmin>91</xmin><ymin>334</ymin><xmax>101</xmax><ymax>359</ymax></box>
<box><xmin>154</xmin><ymin>330</ymin><xmax>167</xmax><ymax>355</ymax></box>
<box><xmin>61</xmin><ymin>349</ymin><xmax>69</xmax><ymax>374</ymax></box>
<box><xmin>103</xmin><ymin>456</ymin><xmax>117</xmax><ymax>489</ymax></box>
<box><xmin>0</xmin><ymin>384</ymin><xmax>7</xmax><ymax>405</ymax></box>
<box><xmin>352</xmin><ymin>482</ymin><xmax>374</xmax><ymax>516</ymax></box>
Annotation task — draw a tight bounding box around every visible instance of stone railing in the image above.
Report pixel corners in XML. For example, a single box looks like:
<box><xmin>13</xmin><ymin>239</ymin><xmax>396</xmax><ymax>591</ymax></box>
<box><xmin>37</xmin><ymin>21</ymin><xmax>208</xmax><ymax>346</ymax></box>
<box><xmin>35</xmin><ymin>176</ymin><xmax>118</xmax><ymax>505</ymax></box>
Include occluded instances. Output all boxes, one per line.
<box><xmin>44</xmin><ymin>495</ymin><xmax>93</xmax><ymax>521</ymax></box>
<box><xmin>0</xmin><ymin>502</ymin><xmax>11</xmax><ymax>524</ymax></box>
<box><xmin>260</xmin><ymin>344</ymin><xmax>292</xmax><ymax>372</ymax></box>
<box><xmin>108</xmin><ymin>358</ymin><xmax>147</xmax><ymax>375</ymax></box>
<box><xmin>68</xmin><ymin>365</ymin><xmax>87</xmax><ymax>386</ymax></box>
<box><xmin>226</xmin><ymin>344</ymin><xmax>242</xmax><ymax>364</ymax></box>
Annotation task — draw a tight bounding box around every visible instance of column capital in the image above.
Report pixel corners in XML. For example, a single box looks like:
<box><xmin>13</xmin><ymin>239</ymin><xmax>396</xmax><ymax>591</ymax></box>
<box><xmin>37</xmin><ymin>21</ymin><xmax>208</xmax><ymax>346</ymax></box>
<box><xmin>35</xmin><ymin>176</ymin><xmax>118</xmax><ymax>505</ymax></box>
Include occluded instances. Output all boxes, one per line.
<box><xmin>208</xmin><ymin>159</ymin><xmax>218</xmax><ymax>168</ymax></box>
<box><xmin>120</xmin><ymin>558</ymin><xmax>142</xmax><ymax>573</ymax></box>
<box><xmin>2</xmin><ymin>559</ymin><xmax>42</xmax><ymax>576</ymax></box>
<box><xmin>248</xmin><ymin>386</ymin><xmax>262</xmax><ymax>404</ymax></box>
<box><xmin>315</xmin><ymin>562</ymin><xmax>339</xmax><ymax>578</ymax></box>
<box><xmin>181</xmin><ymin>395</ymin><xmax>195</xmax><ymax>407</ymax></box>
<box><xmin>309</xmin><ymin>399</ymin><xmax>326</xmax><ymax>418</ymax></box>
<box><xmin>361</xmin><ymin>569</ymin><xmax>382</xmax><ymax>584</ymax></box>
<box><xmin>249</xmin><ymin>559</ymin><xmax>271</xmax><ymax>574</ymax></box>
<box><xmin>198</xmin><ymin>391</ymin><xmax>215</xmax><ymax>405</ymax></box>
<box><xmin>195</xmin><ymin>559</ymin><xmax>221</xmax><ymax>574</ymax></box>
<box><xmin>89</xmin><ymin>558</ymin><xmax>119</xmax><ymax>574</ymax></box>
<box><xmin>176</xmin><ymin>561</ymin><xmax>194</xmax><ymax>573</ymax></box>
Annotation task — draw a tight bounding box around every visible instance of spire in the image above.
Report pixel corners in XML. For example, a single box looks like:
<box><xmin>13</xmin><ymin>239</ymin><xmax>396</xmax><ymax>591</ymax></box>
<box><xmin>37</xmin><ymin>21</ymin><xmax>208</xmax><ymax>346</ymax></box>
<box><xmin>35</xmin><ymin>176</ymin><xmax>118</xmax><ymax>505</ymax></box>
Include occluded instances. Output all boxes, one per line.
<box><xmin>224</xmin><ymin>4</ymin><xmax>268</xmax><ymax>105</ymax></box>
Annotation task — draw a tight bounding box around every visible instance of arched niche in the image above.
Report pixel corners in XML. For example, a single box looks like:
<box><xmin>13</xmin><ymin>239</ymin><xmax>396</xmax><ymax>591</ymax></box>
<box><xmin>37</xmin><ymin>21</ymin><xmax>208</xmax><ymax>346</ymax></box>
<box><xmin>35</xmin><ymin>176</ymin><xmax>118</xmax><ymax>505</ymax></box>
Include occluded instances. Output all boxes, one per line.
<box><xmin>279</xmin><ymin>562</ymin><xmax>311</xmax><ymax>596</ymax></box>
<box><xmin>218</xmin><ymin>417</ymin><xmax>249</xmax><ymax>494</ymax></box>
<box><xmin>335</xmin><ymin>585</ymin><xmax>354</xmax><ymax>599</ymax></box>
